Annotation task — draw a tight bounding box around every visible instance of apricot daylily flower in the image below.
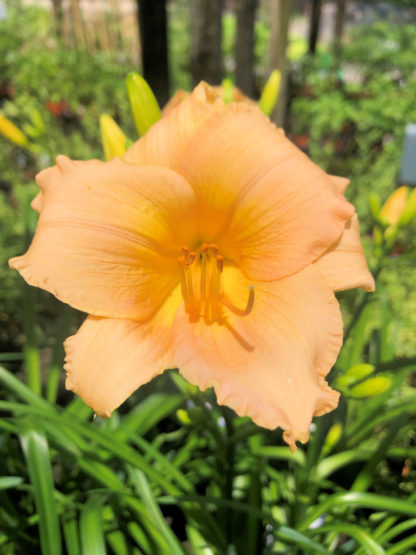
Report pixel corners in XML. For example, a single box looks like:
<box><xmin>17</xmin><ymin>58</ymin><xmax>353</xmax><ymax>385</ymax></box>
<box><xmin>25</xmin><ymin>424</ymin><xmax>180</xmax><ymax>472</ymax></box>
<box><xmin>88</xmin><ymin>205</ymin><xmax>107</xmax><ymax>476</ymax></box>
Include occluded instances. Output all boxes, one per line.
<box><xmin>9</xmin><ymin>83</ymin><xmax>374</xmax><ymax>450</ymax></box>
<box><xmin>163</xmin><ymin>84</ymin><xmax>255</xmax><ymax>116</ymax></box>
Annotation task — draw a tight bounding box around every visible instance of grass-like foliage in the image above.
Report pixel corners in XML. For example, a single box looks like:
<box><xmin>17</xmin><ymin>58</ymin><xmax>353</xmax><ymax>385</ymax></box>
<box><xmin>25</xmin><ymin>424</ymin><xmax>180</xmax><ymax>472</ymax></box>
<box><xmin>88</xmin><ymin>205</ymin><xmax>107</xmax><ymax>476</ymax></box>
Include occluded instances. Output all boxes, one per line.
<box><xmin>1</xmin><ymin>3</ymin><xmax>416</xmax><ymax>554</ymax></box>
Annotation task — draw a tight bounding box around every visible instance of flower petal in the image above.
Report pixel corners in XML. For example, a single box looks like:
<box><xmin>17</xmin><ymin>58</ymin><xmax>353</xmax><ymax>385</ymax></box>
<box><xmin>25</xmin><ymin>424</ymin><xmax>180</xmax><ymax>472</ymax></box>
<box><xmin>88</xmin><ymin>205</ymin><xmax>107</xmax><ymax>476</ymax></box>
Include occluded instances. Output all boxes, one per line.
<box><xmin>173</xmin><ymin>264</ymin><xmax>342</xmax><ymax>451</ymax></box>
<box><xmin>175</xmin><ymin>103</ymin><xmax>354</xmax><ymax>280</ymax></box>
<box><xmin>31</xmin><ymin>192</ymin><xmax>43</xmax><ymax>213</ymax></box>
<box><xmin>64</xmin><ymin>286</ymin><xmax>181</xmax><ymax>417</ymax></box>
<box><xmin>330</xmin><ymin>175</ymin><xmax>349</xmax><ymax>194</ymax></box>
<box><xmin>314</xmin><ymin>214</ymin><xmax>375</xmax><ymax>292</ymax></box>
<box><xmin>10</xmin><ymin>156</ymin><xmax>197</xmax><ymax>320</ymax></box>
<box><xmin>124</xmin><ymin>81</ymin><xmax>223</xmax><ymax>168</ymax></box>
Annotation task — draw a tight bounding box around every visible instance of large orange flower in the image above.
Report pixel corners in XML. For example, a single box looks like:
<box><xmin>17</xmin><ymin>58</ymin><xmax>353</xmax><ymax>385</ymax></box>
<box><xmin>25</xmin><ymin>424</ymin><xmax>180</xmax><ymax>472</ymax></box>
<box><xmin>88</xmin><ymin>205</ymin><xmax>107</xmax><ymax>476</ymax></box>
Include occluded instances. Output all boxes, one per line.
<box><xmin>9</xmin><ymin>83</ymin><xmax>374</xmax><ymax>450</ymax></box>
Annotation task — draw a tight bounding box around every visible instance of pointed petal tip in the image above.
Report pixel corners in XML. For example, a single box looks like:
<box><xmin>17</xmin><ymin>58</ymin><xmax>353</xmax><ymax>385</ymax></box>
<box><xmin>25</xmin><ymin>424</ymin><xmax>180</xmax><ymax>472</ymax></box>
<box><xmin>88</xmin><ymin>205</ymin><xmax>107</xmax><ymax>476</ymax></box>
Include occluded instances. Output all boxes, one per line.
<box><xmin>283</xmin><ymin>430</ymin><xmax>310</xmax><ymax>452</ymax></box>
<box><xmin>56</xmin><ymin>154</ymin><xmax>74</xmax><ymax>172</ymax></box>
<box><xmin>8</xmin><ymin>254</ymin><xmax>26</xmax><ymax>272</ymax></box>
<box><xmin>193</xmin><ymin>81</ymin><xmax>224</xmax><ymax>106</ymax></box>
<box><xmin>31</xmin><ymin>192</ymin><xmax>42</xmax><ymax>212</ymax></box>
<box><xmin>363</xmin><ymin>276</ymin><xmax>376</xmax><ymax>292</ymax></box>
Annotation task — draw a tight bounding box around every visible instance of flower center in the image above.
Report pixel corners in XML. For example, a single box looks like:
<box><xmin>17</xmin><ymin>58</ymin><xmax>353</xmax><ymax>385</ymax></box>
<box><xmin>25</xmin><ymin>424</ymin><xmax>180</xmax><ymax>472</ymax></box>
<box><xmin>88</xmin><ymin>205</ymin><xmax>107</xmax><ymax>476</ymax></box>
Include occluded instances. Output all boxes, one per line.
<box><xmin>178</xmin><ymin>243</ymin><xmax>254</xmax><ymax>323</ymax></box>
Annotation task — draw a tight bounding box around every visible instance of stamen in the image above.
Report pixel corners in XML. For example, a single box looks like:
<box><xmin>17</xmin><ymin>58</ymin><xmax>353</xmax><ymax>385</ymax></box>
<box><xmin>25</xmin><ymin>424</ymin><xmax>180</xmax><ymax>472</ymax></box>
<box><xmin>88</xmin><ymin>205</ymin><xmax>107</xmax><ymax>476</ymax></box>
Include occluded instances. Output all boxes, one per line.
<box><xmin>178</xmin><ymin>245</ymin><xmax>255</xmax><ymax>322</ymax></box>
<box><xmin>187</xmin><ymin>252</ymin><xmax>196</xmax><ymax>299</ymax></box>
<box><xmin>222</xmin><ymin>285</ymin><xmax>255</xmax><ymax>317</ymax></box>
<box><xmin>178</xmin><ymin>261</ymin><xmax>189</xmax><ymax>302</ymax></box>
<box><xmin>178</xmin><ymin>249</ymin><xmax>197</xmax><ymax>306</ymax></box>
<box><xmin>216</xmin><ymin>255</ymin><xmax>224</xmax><ymax>272</ymax></box>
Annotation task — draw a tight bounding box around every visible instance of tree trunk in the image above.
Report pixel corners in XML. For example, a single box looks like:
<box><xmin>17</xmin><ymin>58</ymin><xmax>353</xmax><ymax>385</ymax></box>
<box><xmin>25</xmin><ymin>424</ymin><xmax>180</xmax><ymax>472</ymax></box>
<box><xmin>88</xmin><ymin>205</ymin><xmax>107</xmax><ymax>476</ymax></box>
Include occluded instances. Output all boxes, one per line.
<box><xmin>190</xmin><ymin>0</ymin><xmax>223</xmax><ymax>87</ymax></box>
<box><xmin>137</xmin><ymin>0</ymin><xmax>170</xmax><ymax>106</ymax></box>
<box><xmin>51</xmin><ymin>0</ymin><xmax>63</xmax><ymax>36</ymax></box>
<box><xmin>333</xmin><ymin>0</ymin><xmax>348</xmax><ymax>56</ymax></box>
<box><xmin>235</xmin><ymin>0</ymin><xmax>258</xmax><ymax>97</ymax></box>
<box><xmin>308</xmin><ymin>0</ymin><xmax>322</xmax><ymax>54</ymax></box>
<box><xmin>269</xmin><ymin>0</ymin><xmax>290</xmax><ymax>127</ymax></box>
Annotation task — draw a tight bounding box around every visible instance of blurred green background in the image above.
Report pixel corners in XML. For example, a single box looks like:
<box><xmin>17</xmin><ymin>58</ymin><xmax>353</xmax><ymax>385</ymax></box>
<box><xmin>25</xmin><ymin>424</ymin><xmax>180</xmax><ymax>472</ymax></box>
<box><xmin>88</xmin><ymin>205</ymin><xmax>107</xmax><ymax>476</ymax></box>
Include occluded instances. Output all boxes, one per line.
<box><xmin>1</xmin><ymin>1</ymin><xmax>416</xmax><ymax>553</ymax></box>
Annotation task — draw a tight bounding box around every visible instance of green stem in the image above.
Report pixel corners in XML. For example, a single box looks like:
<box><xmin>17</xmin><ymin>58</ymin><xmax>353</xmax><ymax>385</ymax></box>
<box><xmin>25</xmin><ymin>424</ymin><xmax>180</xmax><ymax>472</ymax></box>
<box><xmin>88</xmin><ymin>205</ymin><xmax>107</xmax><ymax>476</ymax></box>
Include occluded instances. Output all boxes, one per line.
<box><xmin>376</xmin><ymin>356</ymin><xmax>416</xmax><ymax>372</ymax></box>
<box><xmin>46</xmin><ymin>305</ymin><xmax>73</xmax><ymax>403</ymax></box>
<box><xmin>22</xmin><ymin>282</ymin><xmax>41</xmax><ymax>395</ymax></box>
<box><xmin>343</xmin><ymin>263</ymin><xmax>383</xmax><ymax>343</ymax></box>
<box><xmin>22</xmin><ymin>197</ymin><xmax>41</xmax><ymax>395</ymax></box>
<box><xmin>222</xmin><ymin>408</ymin><xmax>236</xmax><ymax>546</ymax></box>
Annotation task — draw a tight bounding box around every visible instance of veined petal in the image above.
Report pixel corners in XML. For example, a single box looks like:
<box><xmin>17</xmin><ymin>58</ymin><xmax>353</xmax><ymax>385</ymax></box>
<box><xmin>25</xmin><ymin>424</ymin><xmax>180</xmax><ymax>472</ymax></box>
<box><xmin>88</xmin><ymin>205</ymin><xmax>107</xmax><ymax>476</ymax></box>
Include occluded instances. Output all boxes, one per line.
<box><xmin>162</xmin><ymin>89</ymin><xmax>190</xmax><ymax>116</ymax></box>
<box><xmin>314</xmin><ymin>214</ymin><xmax>375</xmax><ymax>292</ymax></box>
<box><xmin>330</xmin><ymin>175</ymin><xmax>349</xmax><ymax>194</ymax></box>
<box><xmin>173</xmin><ymin>264</ymin><xmax>342</xmax><ymax>451</ymax></box>
<box><xmin>176</xmin><ymin>103</ymin><xmax>354</xmax><ymax>279</ymax></box>
<box><xmin>10</xmin><ymin>156</ymin><xmax>197</xmax><ymax>320</ymax></box>
<box><xmin>124</xmin><ymin>81</ymin><xmax>223</xmax><ymax>168</ymax></box>
<box><xmin>65</xmin><ymin>286</ymin><xmax>181</xmax><ymax>417</ymax></box>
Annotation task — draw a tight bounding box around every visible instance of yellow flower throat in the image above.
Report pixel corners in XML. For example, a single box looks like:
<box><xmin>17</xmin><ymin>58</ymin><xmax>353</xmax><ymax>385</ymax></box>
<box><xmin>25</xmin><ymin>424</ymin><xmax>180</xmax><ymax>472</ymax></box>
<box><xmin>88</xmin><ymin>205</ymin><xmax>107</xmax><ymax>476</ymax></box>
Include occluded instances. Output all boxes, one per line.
<box><xmin>178</xmin><ymin>243</ymin><xmax>254</xmax><ymax>323</ymax></box>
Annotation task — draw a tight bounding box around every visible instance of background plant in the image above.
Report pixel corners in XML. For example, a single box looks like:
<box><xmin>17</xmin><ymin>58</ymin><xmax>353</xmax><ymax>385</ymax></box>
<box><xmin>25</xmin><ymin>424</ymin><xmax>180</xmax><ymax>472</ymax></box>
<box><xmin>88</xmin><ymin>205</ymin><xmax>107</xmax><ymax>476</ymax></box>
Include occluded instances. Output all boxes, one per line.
<box><xmin>1</xmin><ymin>2</ymin><xmax>416</xmax><ymax>554</ymax></box>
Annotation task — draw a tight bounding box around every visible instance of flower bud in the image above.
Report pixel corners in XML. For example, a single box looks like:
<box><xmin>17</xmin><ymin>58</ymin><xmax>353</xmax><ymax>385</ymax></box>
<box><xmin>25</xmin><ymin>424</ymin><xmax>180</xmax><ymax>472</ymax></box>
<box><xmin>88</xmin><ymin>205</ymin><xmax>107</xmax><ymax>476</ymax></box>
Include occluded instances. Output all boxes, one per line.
<box><xmin>221</xmin><ymin>78</ymin><xmax>234</xmax><ymax>104</ymax></box>
<box><xmin>99</xmin><ymin>114</ymin><xmax>128</xmax><ymax>161</ymax></box>
<box><xmin>368</xmin><ymin>192</ymin><xmax>381</xmax><ymax>221</ymax></box>
<box><xmin>322</xmin><ymin>422</ymin><xmax>343</xmax><ymax>455</ymax></box>
<box><xmin>349</xmin><ymin>375</ymin><xmax>392</xmax><ymax>398</ymax></box>
<box><xmin>398</xmin><ymin>188</ymin><xmax>416</xmax><ymax>227</ymax></box>
<box><xmin>258</xmin><ymin>70</ymin><xmax>281</xmax><ymax>117</ymax></box>
<box><xmin>379</xmin><ymin>186</ymin><xmax>408</xmax><ymax>226</ymax></box>
<box><xmin>336</xmin><ymin>363</ymin><xmax>374</xmax><ymax>388</ymax></box>
<box><xmin>126</xmin><ymin>72</ymin><xmax>161</xmax><ymax>137</ymax></box>
<box><xmin>0</xmin><ymin>114</ymin><xmax>28</xmax><ymax>146</ymax></box>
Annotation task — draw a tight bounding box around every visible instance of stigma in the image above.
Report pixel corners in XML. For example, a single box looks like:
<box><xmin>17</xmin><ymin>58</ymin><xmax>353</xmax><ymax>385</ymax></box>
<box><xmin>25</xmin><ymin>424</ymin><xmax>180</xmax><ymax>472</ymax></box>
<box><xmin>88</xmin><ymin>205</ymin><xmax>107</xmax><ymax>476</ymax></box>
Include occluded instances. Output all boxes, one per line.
<box><xmin>178</xmin><ymin>243</ymin><xmax>255</xmax><ymax>323</ymax></box>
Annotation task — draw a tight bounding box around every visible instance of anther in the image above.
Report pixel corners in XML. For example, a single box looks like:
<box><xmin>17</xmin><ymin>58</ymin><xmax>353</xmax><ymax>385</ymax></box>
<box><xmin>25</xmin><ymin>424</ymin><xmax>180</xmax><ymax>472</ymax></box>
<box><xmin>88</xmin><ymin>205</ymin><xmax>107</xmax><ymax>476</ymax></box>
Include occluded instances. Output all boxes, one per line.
<box><xmin>216</xmin><ymin>255</ymin><xmax>224</xmax><ymax>272</ymax></box>
<box><xmin>222</xmin><ymin>285</ymin><xmax>255</xmax><ymax>317</ymax></box>
<box><xmin>178</xmin><ymin>255</ymin><xmax>187</xmax><ymax>267</ymax></box>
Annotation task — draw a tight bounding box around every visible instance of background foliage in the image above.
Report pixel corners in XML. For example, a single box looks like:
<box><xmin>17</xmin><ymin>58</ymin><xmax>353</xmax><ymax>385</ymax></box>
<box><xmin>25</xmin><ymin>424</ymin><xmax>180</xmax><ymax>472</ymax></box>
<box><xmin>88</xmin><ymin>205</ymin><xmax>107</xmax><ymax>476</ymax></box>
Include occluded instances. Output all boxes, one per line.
<box><xmin>1</xmin><ymin>2</ymin><xmax>416</xmax><ymax>553</ymax></box>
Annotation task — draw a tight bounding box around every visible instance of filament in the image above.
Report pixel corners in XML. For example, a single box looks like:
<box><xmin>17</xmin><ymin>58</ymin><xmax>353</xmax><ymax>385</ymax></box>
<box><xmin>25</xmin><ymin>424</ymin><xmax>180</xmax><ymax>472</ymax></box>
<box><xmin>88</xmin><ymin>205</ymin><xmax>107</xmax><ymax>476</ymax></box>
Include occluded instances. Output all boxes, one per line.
<box><xmin>178</xmin><ymin>245</ymin><xmax>255</xmax><ymax>321</ymax></box>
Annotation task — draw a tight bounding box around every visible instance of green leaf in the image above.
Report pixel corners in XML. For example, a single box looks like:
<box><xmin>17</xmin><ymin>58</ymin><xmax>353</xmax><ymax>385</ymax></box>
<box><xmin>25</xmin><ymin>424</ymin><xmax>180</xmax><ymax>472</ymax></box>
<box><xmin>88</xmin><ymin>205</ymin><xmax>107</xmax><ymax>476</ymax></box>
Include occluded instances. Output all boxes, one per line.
<box><xmin>312</xmin><ymin>523</ymin><xmax>385</xmax><ymax>555</ymax></box>
<box><xmin>186</xmin><ymin>525</ymin><xmax>215</xmax><ymax>555</ymax></box>
<box><xmin>351</xmin><ymin>416</ymin><xmax>406</xmax><ymax>492</ymax></box>
<box><xmin>80</xmin><ymin>496</ymin><xmax>107</xmax><ymax>555</ymax></box>
<box><xmin>0</xmin><ymin>476</ymin><xmax>23</xmax><ymax>490</ymax></box>
<box><xmin>275</xmin><ymin>526</ymin><xmax>329</xmax><ymax>554</ymax></box>
<box><xmin>251</xmin><ymin>445</ymin><xmax>305</xmax><ymax>466</ymax></box>
<box><xmin>20</xmin><ymin>428</ymin><xmax>62</xmax><ymax>555</ymax></box>
<box><xmin>115</xmin><ymin>393</ymin><xmax>184</xmax><ymax>439</ymax></box>
<box><xmin>386</xmin><ymin>534</ymin><xmax>416</xmax><ymax>555</ymax></box>
<box><xmin>62</xmin><ymin>512</ymin><xmax>81</xmax><ymax>555</ymax></box>
<box><xmin>313</xmin><ymin>449</ymin><xmax>373</xmax><ymax>482</ymax></box>
<box><xmin>128</xmin><ymin>469</ymin><xmax>185</xmax><ymax>555</ymax></box>
<box><xmin>107</xmin><ymin>529</ymin><xmax>129</xmax><ymax>555</ymax></box>
<box><xmin>379</xmin><ymin>518</ymin><xmax>416</xmax><ymax>544</ymax></box>
<box><xmin>300</xmin><ymin>492</ymin><xmax>416</xmax><ymax>531</ymax></box>
<box><xmin>0</xmin><ymin>365</ymin><xmax>53</xmax><ymax>410</ymax></box>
